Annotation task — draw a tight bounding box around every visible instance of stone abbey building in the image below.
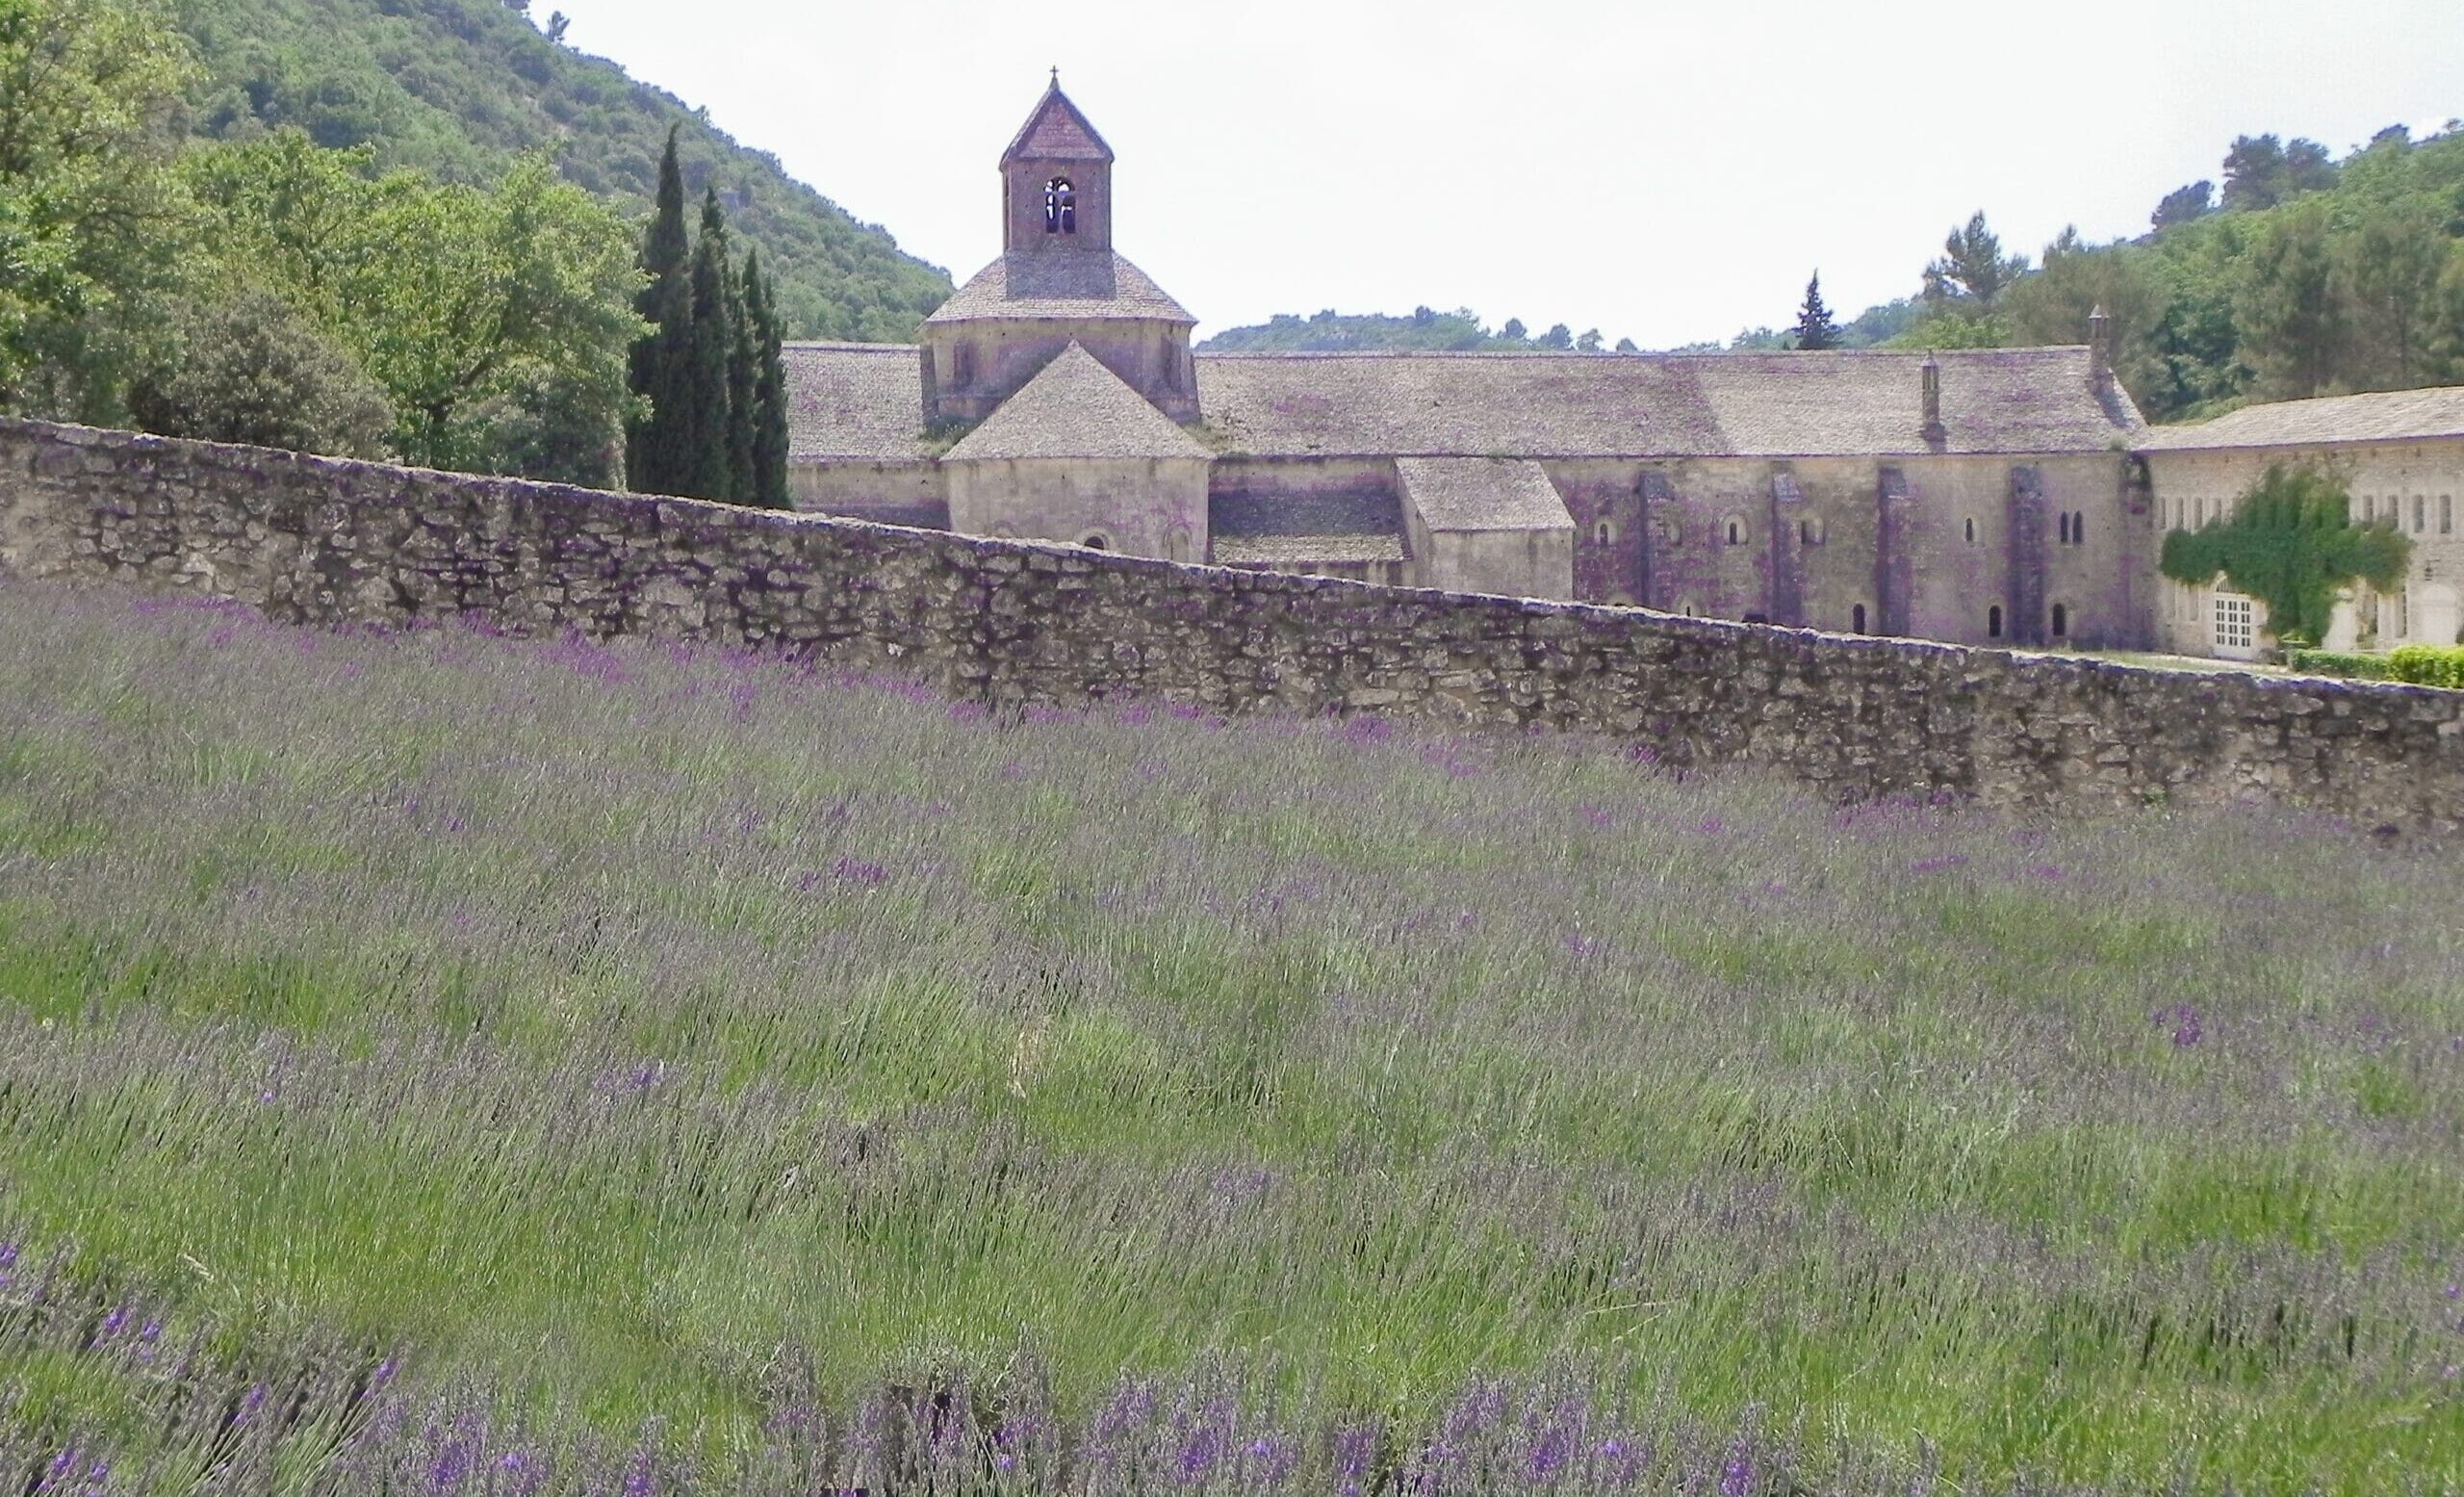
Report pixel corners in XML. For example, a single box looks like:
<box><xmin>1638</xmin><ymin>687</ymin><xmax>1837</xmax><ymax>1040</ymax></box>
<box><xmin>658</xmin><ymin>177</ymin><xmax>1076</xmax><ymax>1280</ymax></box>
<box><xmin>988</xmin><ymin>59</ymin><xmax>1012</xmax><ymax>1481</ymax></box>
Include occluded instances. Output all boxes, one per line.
<box><xmin>779</xmin><ymin>80</ymin><xmax>2459</xmax><ymax>658</ymax></box>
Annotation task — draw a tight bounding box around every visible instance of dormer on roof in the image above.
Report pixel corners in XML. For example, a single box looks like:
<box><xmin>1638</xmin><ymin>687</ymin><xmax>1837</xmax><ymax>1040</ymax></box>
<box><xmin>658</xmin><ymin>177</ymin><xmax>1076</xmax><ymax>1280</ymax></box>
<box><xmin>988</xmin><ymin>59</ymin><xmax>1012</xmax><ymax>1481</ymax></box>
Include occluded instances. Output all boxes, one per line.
<box><xmin>1003</xmin><ymin>73</ymin><xmax>1114</xmax><ymax>253</ymax></box>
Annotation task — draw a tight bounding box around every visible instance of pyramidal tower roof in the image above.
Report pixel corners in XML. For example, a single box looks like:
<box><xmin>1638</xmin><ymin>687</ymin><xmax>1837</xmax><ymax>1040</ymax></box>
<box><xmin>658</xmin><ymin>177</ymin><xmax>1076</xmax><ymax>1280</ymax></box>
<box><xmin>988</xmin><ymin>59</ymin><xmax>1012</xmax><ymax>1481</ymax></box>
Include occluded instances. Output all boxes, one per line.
<box><xmin>1001</xmin><ymin>75</ymin><xmax>1115</xmax><ymax>165</ymax></box>
<box><xmin>944</xmin><ymin>344</ymin><xmax>1208</xmax><ymax>461</ymax></box>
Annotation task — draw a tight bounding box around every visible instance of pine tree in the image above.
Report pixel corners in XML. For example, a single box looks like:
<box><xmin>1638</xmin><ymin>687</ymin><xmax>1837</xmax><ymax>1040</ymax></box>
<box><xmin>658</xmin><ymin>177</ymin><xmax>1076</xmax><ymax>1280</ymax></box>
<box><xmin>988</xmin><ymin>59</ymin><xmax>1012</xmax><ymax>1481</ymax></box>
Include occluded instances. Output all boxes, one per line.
<box><xmin>743</xmin><ymin>248</ymin><xmax>791</xmax><ymax>508</ymax></box>
<box><xmin>682</xmin><ymin>189</ymin><xmax>737</xmax><ymax>500</ymax></box>
<box><xmin>625</xmin><ymin>128</ymin><xmax>692</xmax><ymax>493</ymax></box>
<box><xmin>1793</xmin><ymin>271</ymin><xmax>1840</xmax><ymax>350</ymax></box>
<box><xmin>2239</xmin><ymin>203</ymin><xmax>2345</xmax><ymax>400</ymax></box>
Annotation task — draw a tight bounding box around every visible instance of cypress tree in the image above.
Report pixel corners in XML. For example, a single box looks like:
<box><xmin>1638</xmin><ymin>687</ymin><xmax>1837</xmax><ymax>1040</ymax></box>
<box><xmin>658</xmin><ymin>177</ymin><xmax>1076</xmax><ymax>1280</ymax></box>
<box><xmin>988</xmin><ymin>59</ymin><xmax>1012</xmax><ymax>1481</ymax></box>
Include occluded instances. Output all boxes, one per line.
<box><xmin>1793</xmin><ymin>271</ymin><xmax>1840</xmax><ymax>350</ymax></box>
<box><xmin>625</xmin><ymin>127</ymin><xmax>692</xmax><ymax>493</ymax></box>
<box><xmin>743</xmin><ymin>248</ymin><xmax>791</xmax><ymax>508</ymax></box>
<box><xmin>723</xmin><ymin>244</ymin><xmax>759</xmax><ymax>504</ymax></box>
<box><xmin>682</xmin><ymin>188</ymin><xmax>736</xmax><ymax>500</ymax></box>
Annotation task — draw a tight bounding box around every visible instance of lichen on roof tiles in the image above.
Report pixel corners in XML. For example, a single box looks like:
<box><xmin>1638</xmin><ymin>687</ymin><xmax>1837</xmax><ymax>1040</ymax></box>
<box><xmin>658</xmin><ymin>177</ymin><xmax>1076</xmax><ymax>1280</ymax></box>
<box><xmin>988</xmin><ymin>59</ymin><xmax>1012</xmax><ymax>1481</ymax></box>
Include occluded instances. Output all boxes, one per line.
<box><xmin>925</xmin><ymin>252</ymin><xmax>1194</xmax><ymax>325</ymax></box>
<box><xmin>943</xmin><ymin>345</ymin><xmax>1211</xmax><ymax>461</ymax></box>
<box><xmin>1194</xmin><ymin>348</ymin><xmax>2140</xmax><ymax>459</ymax></box>
<box><xmin>1213</xmin><ymin>533</ymin><xmax>1403</xmax><ymax>565</ymax></box>
<box><xmin>1001</xmin><ymin>82</ymin><xmax>1115</xmax><ymax>164</ymax></box>
<box><xmin>1398</xmin><ymin>457</ymin><xmax>1573</xmax><ymax>532</ymax></box>
<box><xmin>781</xmin><ymin>342</ymin><xmax>930</xmax><ymax>461</ymax></box>
<box><xmin>2133</xmin><ymin>384</ymin><xmax>2464</xmax><ymax>452</ymax></box>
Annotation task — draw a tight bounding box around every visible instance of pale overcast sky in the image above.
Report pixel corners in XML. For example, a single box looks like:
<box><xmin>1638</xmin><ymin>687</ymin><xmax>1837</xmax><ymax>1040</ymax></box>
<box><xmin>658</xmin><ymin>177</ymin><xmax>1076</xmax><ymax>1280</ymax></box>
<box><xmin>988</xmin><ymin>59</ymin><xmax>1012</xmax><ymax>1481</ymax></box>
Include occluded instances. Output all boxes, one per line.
<box><xmin>550</xmin><ymin>0</ymin><xmax>2461</xmax><ymax>348</ymax></box>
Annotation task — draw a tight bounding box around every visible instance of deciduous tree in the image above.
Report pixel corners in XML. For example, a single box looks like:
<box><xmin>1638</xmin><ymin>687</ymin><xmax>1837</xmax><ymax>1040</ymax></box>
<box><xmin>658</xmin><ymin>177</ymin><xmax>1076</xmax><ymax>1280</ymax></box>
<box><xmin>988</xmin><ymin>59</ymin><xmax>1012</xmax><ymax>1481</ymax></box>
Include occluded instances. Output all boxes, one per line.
<box><xmin>124</xmin><ymin>283</ymin><xmax>393</xmax><ymax>456</ymax></box>
<box><xmin>0</xmin><ymin>0</ymin><xmax>193</xmax><ymax>416</ymax></box>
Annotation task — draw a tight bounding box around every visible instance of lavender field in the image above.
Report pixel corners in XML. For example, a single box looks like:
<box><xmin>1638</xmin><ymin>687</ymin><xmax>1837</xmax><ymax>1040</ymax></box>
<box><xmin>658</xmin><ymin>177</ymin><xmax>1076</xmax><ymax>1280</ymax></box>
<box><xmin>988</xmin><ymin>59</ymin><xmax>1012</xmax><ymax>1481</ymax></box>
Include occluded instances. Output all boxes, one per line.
<box><xmin>0</xmin><ymin>575</ymin><xmax>2457</xmax><ymax>1495</ymax></box>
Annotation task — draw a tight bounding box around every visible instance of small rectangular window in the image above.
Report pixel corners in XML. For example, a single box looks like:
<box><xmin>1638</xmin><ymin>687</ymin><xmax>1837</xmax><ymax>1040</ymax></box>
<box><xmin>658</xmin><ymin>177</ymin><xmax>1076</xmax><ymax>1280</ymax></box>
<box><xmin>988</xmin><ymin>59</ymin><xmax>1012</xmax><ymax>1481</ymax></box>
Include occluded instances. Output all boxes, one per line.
<box><xmin>2415</xmin><ymin>496</ymin><xmax>2427</xmax><ymax>532</ymax></box>
<box><xmin>2443</xmin><ymin>495</ymin><xmax>2453</xmax><ymax>535</ymax></box>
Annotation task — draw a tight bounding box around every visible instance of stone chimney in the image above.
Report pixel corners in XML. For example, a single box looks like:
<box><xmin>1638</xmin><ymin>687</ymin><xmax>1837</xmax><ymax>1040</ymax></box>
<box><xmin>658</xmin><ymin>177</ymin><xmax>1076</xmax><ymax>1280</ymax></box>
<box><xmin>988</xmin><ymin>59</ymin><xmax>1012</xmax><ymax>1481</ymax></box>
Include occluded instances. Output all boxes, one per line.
<box><xmin>2088</xmin><ymin>304</ymin><xmax>2113</xmax><ymax>391</ymax></box>
<box><xmin>1919</xmin><ymin>354</ymin><xmax>1946</xmax><ymax>450</ymax></box>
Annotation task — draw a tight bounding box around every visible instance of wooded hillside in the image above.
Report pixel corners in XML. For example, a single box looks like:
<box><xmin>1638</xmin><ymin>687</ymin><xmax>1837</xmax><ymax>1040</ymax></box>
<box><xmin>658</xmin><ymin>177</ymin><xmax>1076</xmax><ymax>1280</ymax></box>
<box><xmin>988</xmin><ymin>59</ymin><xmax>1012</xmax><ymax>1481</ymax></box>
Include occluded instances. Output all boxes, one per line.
<box><xmin>174</xmin><ymin>0</ymin><xmax>951</xmax><ymax>341</ymax></box>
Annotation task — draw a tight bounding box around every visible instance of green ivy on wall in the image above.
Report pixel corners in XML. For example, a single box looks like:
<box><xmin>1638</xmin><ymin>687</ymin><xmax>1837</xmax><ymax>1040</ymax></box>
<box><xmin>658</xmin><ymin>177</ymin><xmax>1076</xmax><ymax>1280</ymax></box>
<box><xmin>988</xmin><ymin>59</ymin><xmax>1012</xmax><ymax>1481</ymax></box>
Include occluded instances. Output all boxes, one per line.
<box><xmin>2159</xmin><ymin>463</ymin><xmax>2410</xmax><ymax>645</ymax></box>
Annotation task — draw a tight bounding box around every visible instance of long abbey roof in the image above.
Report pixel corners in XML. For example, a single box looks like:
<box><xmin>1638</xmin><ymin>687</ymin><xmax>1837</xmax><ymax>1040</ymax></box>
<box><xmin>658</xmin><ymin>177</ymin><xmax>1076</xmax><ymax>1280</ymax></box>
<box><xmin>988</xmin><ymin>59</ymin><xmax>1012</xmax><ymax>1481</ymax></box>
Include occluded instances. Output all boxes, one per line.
<box><xmin>782</xmin><ymin>343</ymin><xmax>2143</xmax><ymax>463</ymax></box>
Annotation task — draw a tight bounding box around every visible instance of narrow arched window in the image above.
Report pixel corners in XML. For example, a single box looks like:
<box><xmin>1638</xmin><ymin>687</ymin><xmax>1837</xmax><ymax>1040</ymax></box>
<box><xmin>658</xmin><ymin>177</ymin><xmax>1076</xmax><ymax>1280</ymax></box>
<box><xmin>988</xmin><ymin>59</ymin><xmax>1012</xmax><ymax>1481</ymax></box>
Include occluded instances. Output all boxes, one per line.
<box><xmin>1594</xmin><ymin>519</ymin><xmax>1615</xmax><ymax>546</ymax></box>
<box><xmin>1851</xmin><ymin>603</ymin><xmax>1867</xmax><ymax>633</ymax></box>
<box><xmin>2072</xmin><ymin>511</ymin><xmax>2086</xmax><ymax>546</ymax></box>
<box><xmin>2052</xmin><ymin>603</ymin><xmax>2069</xmax><ymax>637</ymax></box>
<box><xmin>1045</xmin><ymin>177</ymin><xmax>1076</xmax><ymax>234</ymax></box>
<box><xmin>1989</xmin><ymin>605</ymin><xmax>2004</xmax><ymax>638</ymax></box>
<box><xmin>1724</xmin><ymin>517</ymin><xmax>1744</xmax><ymax>546</ymax></box>
<box><xmin>1964</xmin><ymin>517</ymin><xmax>1977</xmax><ymax>544</ymax></box>
<box><xmin>2057</xmin><ymin>513</ymin><xmax>2070</xmax><ymax>545</ymax></box>
<box><xmin>1800</xmin><ymin>517</ymin><xmax>1824</xmax><ymax>546</ymax></box>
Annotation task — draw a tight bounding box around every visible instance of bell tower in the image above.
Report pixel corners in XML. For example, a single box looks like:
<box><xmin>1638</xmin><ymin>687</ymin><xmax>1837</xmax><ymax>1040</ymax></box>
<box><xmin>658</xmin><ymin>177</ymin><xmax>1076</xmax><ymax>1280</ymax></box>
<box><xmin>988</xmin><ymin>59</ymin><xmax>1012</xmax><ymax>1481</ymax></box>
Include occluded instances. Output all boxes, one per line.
<box><xmin>919</xmin><ymin>75</ymin><xmax>1195</xmax><ymax>426</ymax></box>
<box><xmin>1002</xmin><ymin>71</ymin><xmax>1113</xmax><ymax>253</ymax></box>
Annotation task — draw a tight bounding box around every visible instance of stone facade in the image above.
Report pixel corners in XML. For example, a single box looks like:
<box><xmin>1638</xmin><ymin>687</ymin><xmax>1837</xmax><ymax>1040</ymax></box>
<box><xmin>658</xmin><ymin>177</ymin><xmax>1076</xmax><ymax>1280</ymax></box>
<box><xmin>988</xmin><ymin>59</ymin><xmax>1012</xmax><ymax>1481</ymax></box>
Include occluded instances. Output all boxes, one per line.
<box><xmin>781</xmin><ymin>81</ymin><xmax>2154</xmax><ymax>653</ymax></box>
<box><xmin>2138</xmin><ymin>391</ymin><xmax>2464</xmax><ymax>658</ymax></box>
<box><xmin>7</xmin><ymin>416</ymin><xmax>2462</xmax><ymax>829</ymax></box>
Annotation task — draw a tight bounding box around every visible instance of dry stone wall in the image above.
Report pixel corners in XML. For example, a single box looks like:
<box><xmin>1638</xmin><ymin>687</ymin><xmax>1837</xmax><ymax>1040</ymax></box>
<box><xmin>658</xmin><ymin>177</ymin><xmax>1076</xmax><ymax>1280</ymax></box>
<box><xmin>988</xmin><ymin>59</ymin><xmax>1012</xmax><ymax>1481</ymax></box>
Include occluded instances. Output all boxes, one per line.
<box><xmin>7</xmin><ymin>416</ymin><xmax>2463</xmax><ymax>827</ymax></box>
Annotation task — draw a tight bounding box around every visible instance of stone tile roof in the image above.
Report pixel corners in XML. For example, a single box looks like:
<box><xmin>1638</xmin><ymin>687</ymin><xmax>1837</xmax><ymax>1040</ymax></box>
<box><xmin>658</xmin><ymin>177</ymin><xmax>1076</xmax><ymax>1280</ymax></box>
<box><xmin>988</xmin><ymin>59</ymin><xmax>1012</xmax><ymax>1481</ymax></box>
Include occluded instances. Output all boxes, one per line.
<box><xmin>782</xmin><ymin>342</ymin><xmax>929</xmax><ymax>461</ymax></box>
<box><xmin>2132</xmin><ymin>385</ymin><xmax>2464</xmax><ymax>452</ymax></box>
<box><xmin>779</xmin><ymin>344</ymin><xmax>2144</xmax><ymax>467</ymax></box>
<box><xmin>1398</xmin><ymin>457</ymin><xmax>1573</xmax><ymax>532</ymax></box>
<box><xmin>1194</xmin><ymin>348</ymin><xmax>2140</xmax><ymax>458</ymax></box>
<box><xmin>943</xmin><ymin>344</ymin><xmax>1211</xmax><ymax>462</ymax></box>
<box><xmin>925</xmin><ymin>251</ymin><xmax>1194</xmax><ymax>325</ymax></box>
<box><xmin>1002</xmin><ymin>82</ymin><xmax>1114</xmax><ymax>164</ymax></box>
<box><xmin>1211</xmin><ymin>487</ymin><xmax>1400</xmax><ymax>538</ymax></box>
<box><xmin>1214</xmin><ymin>533</ymin><xmax>1404</xmax><ymax>565</ymax></box>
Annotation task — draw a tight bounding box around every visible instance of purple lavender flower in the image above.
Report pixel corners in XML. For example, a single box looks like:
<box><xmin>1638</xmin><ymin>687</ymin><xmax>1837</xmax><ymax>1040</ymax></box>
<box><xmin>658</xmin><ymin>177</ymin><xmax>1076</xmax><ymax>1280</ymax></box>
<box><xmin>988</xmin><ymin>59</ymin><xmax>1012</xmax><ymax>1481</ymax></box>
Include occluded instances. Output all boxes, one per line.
<box><xmin>2152</xmin><ymin>1004</ymin><xmax>2203</xmax><ymax>1047</ymax></box>
<box><xmin>1719</xmin><ymin>1440</ymin><xmax>1754</xmax><ymax>1496</ymax></box>
<box><xmin>1910</xmin><ymin>853</ymin><xmax>1968</xmax><ymax>873</ymax></box>
<box><xmin>1175</xmin><ymin>1426</ymin><xmax>1220</xmax><ymax>1483</ymax></box>
<box><xmin>832</xmin><ymin>856</ymin><xmax>887</xmax><ymax>887</ymax></box>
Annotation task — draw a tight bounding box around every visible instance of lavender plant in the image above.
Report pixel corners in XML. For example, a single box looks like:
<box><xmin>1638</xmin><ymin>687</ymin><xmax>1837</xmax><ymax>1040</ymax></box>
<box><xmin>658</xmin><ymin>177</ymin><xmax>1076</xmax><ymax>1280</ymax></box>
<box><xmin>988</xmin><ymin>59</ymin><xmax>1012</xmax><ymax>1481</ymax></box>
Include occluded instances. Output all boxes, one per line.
<box><xmin>0</xmin><ymin>575</ymin><xmax>2456</xmax><ymax>1493</ymax></box>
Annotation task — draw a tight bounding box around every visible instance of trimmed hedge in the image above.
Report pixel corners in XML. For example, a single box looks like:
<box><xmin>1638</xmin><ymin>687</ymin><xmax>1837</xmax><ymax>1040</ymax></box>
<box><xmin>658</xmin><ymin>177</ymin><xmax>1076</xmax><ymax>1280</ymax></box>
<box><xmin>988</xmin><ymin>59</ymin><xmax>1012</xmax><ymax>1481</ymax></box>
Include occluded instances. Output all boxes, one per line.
<box><xmin>2388</xmin><ymin>644</ymin><xmax>2464</xmax><ymax>689</ymax></box>
<box><xmin>2288</xmin><ymin>645</ymin><xmax>2464</xmax><ymax>687</ymax></box>
<box><xmin>2287</xmin><ymin>649</ymin><xmax>2391</xmax><ymax>681</ymax></box>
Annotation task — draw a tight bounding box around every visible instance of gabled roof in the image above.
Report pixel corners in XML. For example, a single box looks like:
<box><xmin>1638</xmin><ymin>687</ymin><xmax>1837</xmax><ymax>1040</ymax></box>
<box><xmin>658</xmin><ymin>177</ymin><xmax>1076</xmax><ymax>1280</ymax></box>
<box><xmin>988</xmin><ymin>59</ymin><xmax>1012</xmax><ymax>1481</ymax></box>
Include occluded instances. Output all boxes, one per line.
<box><xmin>1002</xmin><ymin>80</ymin><xmax>1114</xmax><ymax>165</ymax></box>
<box><xmin>782</xmin><ymin>342</ymin><xmax>930</xmax><ymax>461</ymax></box>
<box><xmin>1398</xmin><ymin>457</ymin><xmax>1574</xmax><ymax>532</ymax></box>
<box><xmin>774</xmin><ymin>344</ymin><xmax>2149</xmax><ymax>467</ymax></box>
<box><xmin>924</xmin><ymin>251</ymin><xmax>1194</xmax><ymax>325</ymax></box>
<box><xmin>944</xmin><ymin>344</ymin><xmax>1210</xmax><ymax>462</ymax></box>
<box><xmin>2133</xmin><ymin>384</ymin><xmax>2464</xmax><ymax>453</ymax></box>
<box><xmin>1193</xmin><ymin>348</ymin><xmax>2142</xmax><ymax>459</ymax></box>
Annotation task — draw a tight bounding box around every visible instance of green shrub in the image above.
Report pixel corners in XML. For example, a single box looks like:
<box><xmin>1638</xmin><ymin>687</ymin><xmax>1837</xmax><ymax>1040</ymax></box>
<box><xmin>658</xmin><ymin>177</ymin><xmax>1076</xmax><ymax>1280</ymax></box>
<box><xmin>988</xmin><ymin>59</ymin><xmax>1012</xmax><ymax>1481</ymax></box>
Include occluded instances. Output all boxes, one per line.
<box><xmin>2285</xmin><ymin>649</ymin><xmax>2390</xmax><ymax>680</ymax></box>
<box><xmin>2386</xmin><ymin>643</ymin><xmax>2464</xmax><ymax>688</ymax></box>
